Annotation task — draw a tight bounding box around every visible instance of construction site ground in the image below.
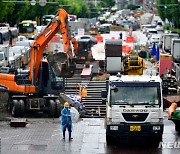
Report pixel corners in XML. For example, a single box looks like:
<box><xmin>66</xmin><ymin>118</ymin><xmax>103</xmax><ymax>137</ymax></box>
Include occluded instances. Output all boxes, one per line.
<box><xmin>0</xmin><ymin>111</ymin><xmax>180</xmax><ymax>154</ymax></box>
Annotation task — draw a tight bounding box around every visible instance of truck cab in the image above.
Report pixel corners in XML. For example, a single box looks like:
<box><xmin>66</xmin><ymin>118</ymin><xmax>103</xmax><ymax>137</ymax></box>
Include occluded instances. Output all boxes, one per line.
<box><xmin>102</xmin><ymin>74</ymin><xmax>164</xmax><ymax>145</ymax></box>
<box><xmin>0</xmin><ymin>45</ymin><xmax>9</xmax><ymax>67</ymax></box>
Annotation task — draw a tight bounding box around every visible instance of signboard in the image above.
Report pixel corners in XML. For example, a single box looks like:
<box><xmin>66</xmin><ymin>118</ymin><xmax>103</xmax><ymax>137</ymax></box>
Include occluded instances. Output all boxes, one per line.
<box><xmin>30</xmin><ymin>0</ymin><xmax>36</xmax><ymax>5</ymax></box>
<box><xmin>78</xmin><ymin>28</ymin><xmax>84</xmax><ymax>36</ymax></box>
<box><xmin>39</xmin><ymin>0</ymin><xmax>47</xmax><ymax>6</ymax></box>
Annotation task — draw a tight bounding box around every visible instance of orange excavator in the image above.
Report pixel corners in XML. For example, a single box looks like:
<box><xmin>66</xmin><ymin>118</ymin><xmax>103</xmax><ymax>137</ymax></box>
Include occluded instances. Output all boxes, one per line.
<box><xmin>0</xmin><ymin>9</ymin><xmax>76</xmax><ymax>117</ymax></box>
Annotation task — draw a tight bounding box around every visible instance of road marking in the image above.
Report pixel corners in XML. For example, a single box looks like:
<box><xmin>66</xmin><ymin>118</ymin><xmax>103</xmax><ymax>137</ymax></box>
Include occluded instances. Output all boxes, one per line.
<box><xmin>14</xmin><ymin>140</ymin><xmax>30</xmax><ymax>144</ymax></box>
<box><xmin>1</xmin><ymin>135</ymin><xmax>19</xmax><ymax>140</ymax></box>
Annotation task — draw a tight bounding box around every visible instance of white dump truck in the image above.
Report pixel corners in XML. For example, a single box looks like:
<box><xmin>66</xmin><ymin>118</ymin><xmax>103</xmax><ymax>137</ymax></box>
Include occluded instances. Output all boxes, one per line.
<box><xmin>163</xmin><ymin>33</ymin><xmax>179</xmax><ymax>53</ymax></box>
<box><xmin>171</xmin><ymin>39</ymin><xmax>180</xmax><ymax>63</ymax></box>
<box><xmin>102</xmin><ymin>74</ymin><xmax>164</xmax><ymax>145</ymax></box>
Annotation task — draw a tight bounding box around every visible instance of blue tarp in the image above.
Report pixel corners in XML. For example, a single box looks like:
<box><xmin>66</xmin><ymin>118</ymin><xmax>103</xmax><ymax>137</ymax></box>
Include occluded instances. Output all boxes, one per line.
<box><xmin>156</xmin><ymin>46</ymin><xmax>160</xmax><ymax>61</ymax></box>
<box><xmin>66</xmin><ymin>94</ymin><xmax>87</xmax><ymax>116</ymax></box>
<box><xmin>151</xmin><ymin>42</ymin><xmax>156</xmax><ymax>56</ymax></box>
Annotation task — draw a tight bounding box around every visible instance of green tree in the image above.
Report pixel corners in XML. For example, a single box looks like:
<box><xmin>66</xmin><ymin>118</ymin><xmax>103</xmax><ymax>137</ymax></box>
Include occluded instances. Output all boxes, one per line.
<box><xmin>126</xmin><ymin>4</ymin><xmax>137</xmax><ymax>10</ymax></box>
<box><xmin>100</xmin><ymin>0</ymin><xmax>115</xmax><ymax>7</ymax></box>
<box><xmin>157</xmin><ymin>0</ymin><xmax>180</xmax><ymax>28</ymax></box>
<box><xmin>0</xmin><ymin>0</ymin><xmax>99</xmax><ymax>26</ymax></box>
<box><xmin>0</xmin><ymin>0</ymin><xmax>14</xmax><ymax>22</ymax></box>
<box><xmin>67</xmin><ymin>0</ymin><xmax>89</xmax><ymax>18</ymax></box>
<box><xmin>157</xmin><ymin>0</ymin><xmax>166</xmax><ymax>21</ymax></box>
<box><xmin>88</xmin><ymin>3</ymin><xmax>99</xmax><ymax>18</ymax></box>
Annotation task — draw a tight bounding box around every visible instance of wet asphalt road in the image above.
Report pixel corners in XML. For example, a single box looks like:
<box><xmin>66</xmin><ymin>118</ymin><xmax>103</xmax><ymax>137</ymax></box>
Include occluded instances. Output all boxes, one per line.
<box><xmin>0</xmin><ymin>111</ymin><xmax>180</xmax><ymax>154</ymax></box>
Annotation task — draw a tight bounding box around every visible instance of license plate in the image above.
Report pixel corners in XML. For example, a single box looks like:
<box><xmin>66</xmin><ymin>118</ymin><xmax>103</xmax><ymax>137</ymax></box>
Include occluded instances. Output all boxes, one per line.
<box><xmin>110</xmin><ymin>126</ymin><xmax>118</xmax><ymax>130</ymax></box>
<box><xmin>130</xmin><ymin>125</ymin><xmax>141</xmax><ymax>131</ymax></box>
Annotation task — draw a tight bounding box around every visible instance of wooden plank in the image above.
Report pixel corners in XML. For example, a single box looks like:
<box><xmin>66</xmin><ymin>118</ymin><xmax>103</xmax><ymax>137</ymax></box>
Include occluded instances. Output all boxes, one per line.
<box><xmin>81</xmin><ymin>65</ymin><xmax>92</xmax><ymax>78</ymax></box>
<box><xmin>10</xmin><ymin>118</ymin><xmax>27</xmax><ymax>127</ymax></box>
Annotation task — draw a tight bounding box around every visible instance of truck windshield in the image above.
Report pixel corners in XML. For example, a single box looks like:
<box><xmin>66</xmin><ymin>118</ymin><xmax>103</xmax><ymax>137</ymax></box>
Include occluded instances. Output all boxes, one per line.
<box><xmin>110</xmin><ymin>86</ymin><xmax>161</xmax><ymax>106</ymax></box>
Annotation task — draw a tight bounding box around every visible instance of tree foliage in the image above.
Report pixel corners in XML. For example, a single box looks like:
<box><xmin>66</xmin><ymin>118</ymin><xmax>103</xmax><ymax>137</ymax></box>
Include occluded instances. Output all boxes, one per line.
<box><xmin>0</xmin><ymin>0</ymin><xmax>14</xmax><ymax>21</ymax></box>
<box><xmin>0</xmin><ymin>0</ymin><xmax>103</xmax><ymax>26</ymax></box>
<box><xmin>126</xmin><ymin>4</ymin><xmax>137</xmax><ymax>10</ymax></box>
<box><xmin>157</xmin><ymin>0</ymin><xmax>180</xmax><ymax>28</ymax></box>
<box><xmin>100</xmin><ymin>0</ymin><xmax>115</xmax><ymax>8</ymax></box>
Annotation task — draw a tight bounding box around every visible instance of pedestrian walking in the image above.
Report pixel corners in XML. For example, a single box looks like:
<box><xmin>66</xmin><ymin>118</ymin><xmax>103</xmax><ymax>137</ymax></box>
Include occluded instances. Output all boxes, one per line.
<box><xmin>61</xmin><ymin>102</ymin><xmax>73</xmax><ymax>141</ymax></box>
<box><xmin>119</xmin><ymin>32</ymin><xmax>122</xmax><ymax>39</ymax></box>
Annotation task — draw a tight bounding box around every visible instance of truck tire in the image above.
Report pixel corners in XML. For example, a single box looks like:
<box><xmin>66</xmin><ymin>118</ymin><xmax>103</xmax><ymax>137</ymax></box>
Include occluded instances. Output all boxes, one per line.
<box><xmin>11</xmin><ymin>100</ymin><xmax>20</xmax><ymax>117</ymax></box>
<box><xmin>55</xmin><ymin>99</ymin><xmax>61</xmax><ymax>118</ymax></box>
<box><xmin>19</xmin><ymin>100</ymin><xmax>25</xmax><ymax>117</ymax></box>
<box><xmin>49</xmin><ymin>100</ymin><xmax>56</xmax><ymax>117</ymax></box>
<box><xmin>175</xmin><ymin>125</ymin><xmax>180</xmax><ymax>132</ymax></box>
<box><xmin>106</xmin><ymin>133</ymin><xmax>114</xmax><ymax>145</ymax></box>
<box><xmin>150</xmin><ymin>136</ymin><xmax>162</xmax><ymax>147</ymax></box>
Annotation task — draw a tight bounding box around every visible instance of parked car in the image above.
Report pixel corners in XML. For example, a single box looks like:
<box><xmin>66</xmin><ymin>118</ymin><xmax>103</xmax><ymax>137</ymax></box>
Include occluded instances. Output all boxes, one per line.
<box><xmin>149</xmin><ymin>34</ymin><xmax>162</xmax><ymax>45</ymax></box>
<box><xmin>9</xmin><ymin>46</ymin><xmax>30</xmax><ymax>69</ymax></box>
<box><xmin>36</xmin><ymin>26</ymin><xmax>46</xmax><ymax>35</ymax></box>
<box><xmin>146</xmin><ymin>28</ymin><xmax>158</xmax><ymax>39</ymax></box>
<box><xmin>156</xmin><ymin>25</ymin><xmax>163</xmax><ymax>31</ymax></box>
<box><xmin>97</xmin><ymin>24</ymin><xmax>111</xmax><ymax>34</ymax></box>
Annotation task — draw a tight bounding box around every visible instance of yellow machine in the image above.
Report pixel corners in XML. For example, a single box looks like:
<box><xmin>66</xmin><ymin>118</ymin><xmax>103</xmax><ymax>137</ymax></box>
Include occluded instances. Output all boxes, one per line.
<box><xmin>123</xmin><ymin>55</ymin><xmax>145</xmax><ymax>75</ymax></box>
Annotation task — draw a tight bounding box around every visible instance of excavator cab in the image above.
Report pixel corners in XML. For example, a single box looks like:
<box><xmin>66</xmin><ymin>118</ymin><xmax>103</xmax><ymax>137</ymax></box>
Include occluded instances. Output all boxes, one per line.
<box><xmin>13</xmin><ymin>59</ymin><xmax>65</xmax><ymax>95</ymax></box>
<box><xmin>77</xmin><ymin>38</ymin><xmax>92</xmax><ymax>61</ymax></box>
<box><xmin>37</xmin><ymin>59</ymin><xmax>65</xmax><ymax>96</ymax></box>
<box><xmin>75</xmin><ymin>36</ymin><xmax>97</xmax><ymax>62</ymax></box>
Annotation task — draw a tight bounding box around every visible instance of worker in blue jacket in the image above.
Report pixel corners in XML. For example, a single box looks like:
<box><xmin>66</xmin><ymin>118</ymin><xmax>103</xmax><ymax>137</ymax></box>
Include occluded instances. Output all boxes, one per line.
<box><xmin>61</xmin><ymin>102</ymin><xmax>73</xmax><ymax>140</ymax></box>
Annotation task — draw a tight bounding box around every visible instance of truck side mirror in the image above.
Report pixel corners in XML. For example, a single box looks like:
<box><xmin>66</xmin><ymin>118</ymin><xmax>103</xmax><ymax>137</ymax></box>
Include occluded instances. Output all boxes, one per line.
<box><xmin>101</xmin><ymin>90</ymin><xmax>107</xmax><ymax>98</ymax></box>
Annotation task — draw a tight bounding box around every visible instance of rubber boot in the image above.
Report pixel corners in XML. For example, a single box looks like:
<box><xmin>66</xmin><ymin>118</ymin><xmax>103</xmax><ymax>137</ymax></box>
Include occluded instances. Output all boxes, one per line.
<box><xmin>63</xmin><ymin>130</ymin><xmax>65</xmax><ymax>140</ymax></box>
<box><xmin>69</xmin><ymin>132</ymin><xmax>73</xmax><ymax>141</ymax></box>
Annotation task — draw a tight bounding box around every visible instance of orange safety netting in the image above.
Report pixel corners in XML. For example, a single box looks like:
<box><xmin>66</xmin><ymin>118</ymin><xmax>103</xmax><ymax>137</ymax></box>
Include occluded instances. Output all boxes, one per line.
<box><xmin>122</xmin><ymin>45</ymin><xmax>131</xmax><ymax>54</ymax></box>
<box><xmin>126</xmin><ymin>36</ymin><xmax>135</xmax><ymax>43</ymax></box>
<box><xmin>96</xmin><ymin>35</ymin><xmax>103</xmax><ymax>43</ymax></box>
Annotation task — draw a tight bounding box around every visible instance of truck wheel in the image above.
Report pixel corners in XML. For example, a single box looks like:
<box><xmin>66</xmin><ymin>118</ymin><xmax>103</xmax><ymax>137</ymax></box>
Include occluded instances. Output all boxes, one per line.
<box><xmin>55</xmin><ymin>99</ymin><xmax>61</xmax><ymax>118</ymax></box>
<box><xmin>150</xmin><ymin>136</ymin><xmax>162</xmax><ymax>147</ymax></box>
<box><xmin>19</xmin><ymin>100</ymin><xmax>25</xmax><ymax>117</ymax></box>
<box><xmin>49</xmin><ymin>100</ymin><xmax>56</xmax><ymax>117</ymax></box>
<box><xmin>175</xmin><ymin>125</ymin><xmax>180</xmax><ymax>132</ymax></box>
<box><xmin>106</xmin><ymin>134</ymin><xmax>113</xmax><ymax>145</ymax></box>
<box><xmin>11</xmin><ymin>100</ymin><xmax>20</xmax><ymax>117</ymax></box>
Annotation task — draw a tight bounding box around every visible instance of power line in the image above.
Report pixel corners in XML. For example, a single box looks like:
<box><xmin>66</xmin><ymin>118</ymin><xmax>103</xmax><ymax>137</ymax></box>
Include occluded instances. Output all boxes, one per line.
<box><xmin>2</xmin><ymin>0</ymin><xmax>72</xmax><ymax>6</ymax></box>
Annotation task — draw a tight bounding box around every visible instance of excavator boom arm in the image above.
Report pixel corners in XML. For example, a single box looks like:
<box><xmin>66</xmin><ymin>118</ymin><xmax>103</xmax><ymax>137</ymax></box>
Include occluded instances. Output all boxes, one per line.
<box><xmin>29</xmin><ymin>9</ymin><xmax>72</xmax><ymax>82</ymax></box>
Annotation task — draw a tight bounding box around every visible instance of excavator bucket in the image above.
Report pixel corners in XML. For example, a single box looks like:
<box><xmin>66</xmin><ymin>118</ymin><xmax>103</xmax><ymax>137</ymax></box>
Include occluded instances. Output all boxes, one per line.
<box><xmin>47</xmin><ymin>52</ymin><xmax>76</xmax><ymax>78</ymax></box>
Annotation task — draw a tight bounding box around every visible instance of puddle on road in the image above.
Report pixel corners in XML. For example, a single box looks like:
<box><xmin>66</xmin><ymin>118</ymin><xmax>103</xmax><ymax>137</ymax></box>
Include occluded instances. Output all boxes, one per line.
<box><xmin>11</xmin><ymin>144</ymin><xmax>47</xmax><ymax>150</ymax></box>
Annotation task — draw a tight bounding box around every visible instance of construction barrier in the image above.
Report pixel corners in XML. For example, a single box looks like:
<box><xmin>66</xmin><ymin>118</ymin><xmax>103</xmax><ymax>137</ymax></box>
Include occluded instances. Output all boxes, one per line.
<box><xmin>126</xmin><ymin>36</ymin><xmax>135</xmax><ymax>43</ymax></box>
<box><xmin>122</xmin><ymin>45</ymin><xmax>131</xmax><ymax>54</ymax></box>
<box><xmin>168</xmin><ymin>103</ymin><xmax>177</xmax><ymax>117</ymax></box>
<box><xmin>96</xmin><ymin>35</ymin><xmax>103</xmax><ymax>43</ymax></box>
<box><xmin>159</xmin><ymin>54</ymin><xmax>172</xmax><ymax>76</ymax></box>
